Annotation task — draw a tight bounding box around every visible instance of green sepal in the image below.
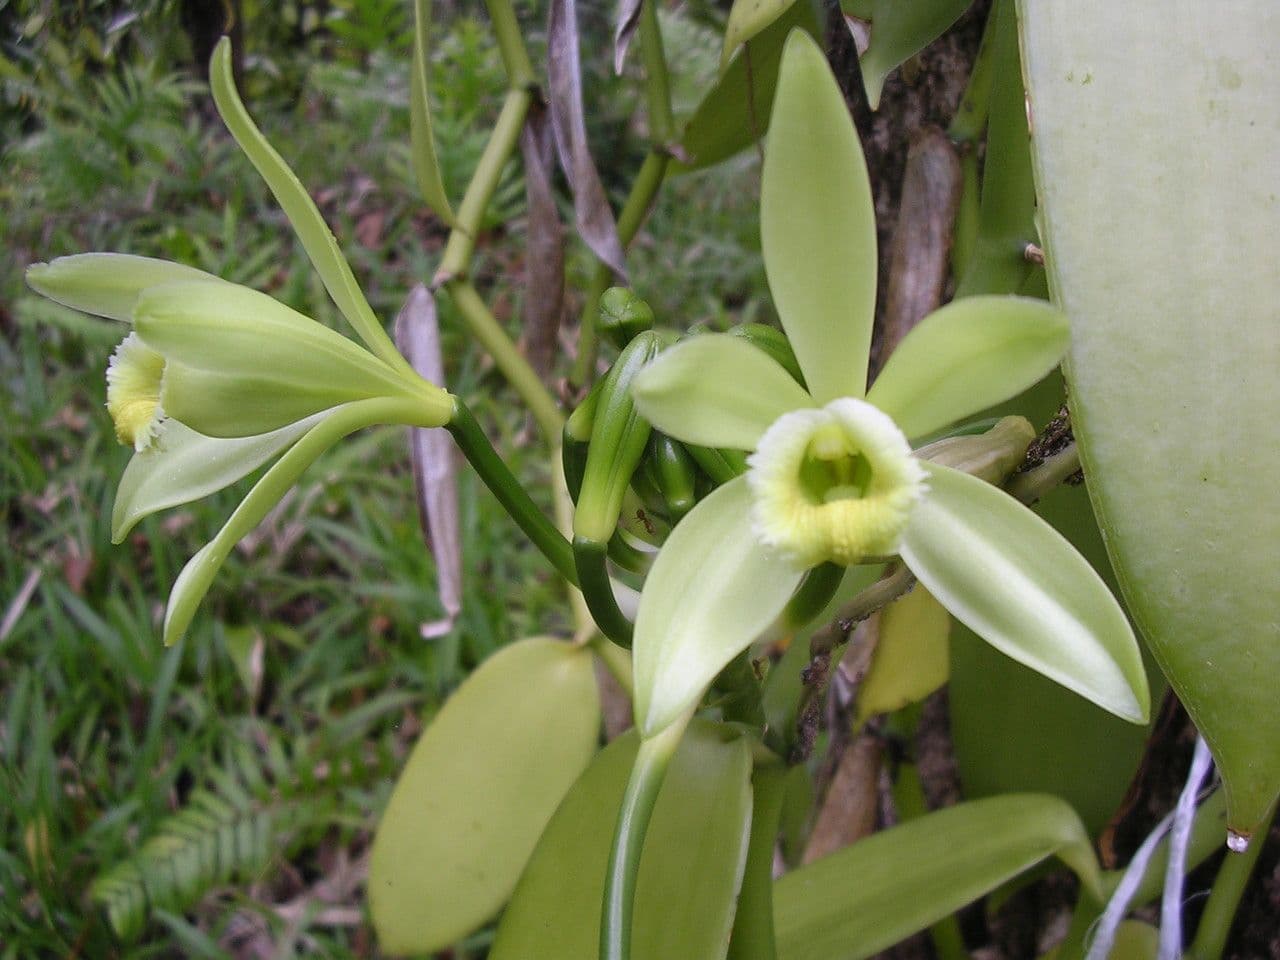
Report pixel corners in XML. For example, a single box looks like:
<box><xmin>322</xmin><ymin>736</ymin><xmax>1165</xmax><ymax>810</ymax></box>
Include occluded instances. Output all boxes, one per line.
<box><xmin>574</xmin><ymin>332</ymin><xmax>662</xmax><ymax>544</ymax></box>
<box><xmin>25</xmin><ymin>253</ymin><xmax>227</xmax><ymax>322</ymax></box>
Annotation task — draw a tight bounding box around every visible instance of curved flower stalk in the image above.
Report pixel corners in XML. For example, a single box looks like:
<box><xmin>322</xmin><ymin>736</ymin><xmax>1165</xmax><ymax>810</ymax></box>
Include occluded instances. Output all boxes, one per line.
<box><xmin>25</xmin><ymin>39</ymin><xmax>458</xmax><ymax>646</ymax></box>
<box><xmin>627</xmin><ymin>32</ymin><xmax>1150</xmax><ymax>741</ymax></box>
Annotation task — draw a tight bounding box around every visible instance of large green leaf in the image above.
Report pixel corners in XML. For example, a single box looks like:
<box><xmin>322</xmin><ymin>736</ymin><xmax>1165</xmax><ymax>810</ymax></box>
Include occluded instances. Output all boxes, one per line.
<box><xmin>858</xmin><ymin>0</ymin><xmax>972</xmax><ymax>110</ymax></box>
<box><xmin>369</xmin><ymin>638</ymin><xmax>601</xmax><ymax>955</ymax></box>
<box><xmin>774</xmin><ymin>794</ymin><xmax>1102</xmax><ymax>960</ymax></box>
<box><xmin>490</xmin><ymin>721</ymin><xmax>753</xmax><ymax>960</ymax></box>
<box><xmin>631</xmin><ymin>335</ymin><xmax>815</xmax><ymax>450</ymax></box>
<box><xmin>900</xmin><ymin>462</ymin><xmax>1149</xmax><ymax>723</ymax></box>
<box><xmin>761</xmin><ymin>31</ymin><xmax>877</xmax><ymax>403</ymax></box>
<box><xmin>865</xmin><ymin>295</ymin><xmax>1068</xmax><ymax>439</ymax></box>
<box><xmin>677</xmin><ymin>3</ymin><xmax>819</xmax><ymax>172</ymax></box>
<box><xmin>1020</xmin><ymin>0</ymin><xmax>1280</xmax><ymax>839</ymax></box>
<box><xmin>633</xmin><ymin>477</ymin><xmax>804</xmax><ymax>736</ymax></box>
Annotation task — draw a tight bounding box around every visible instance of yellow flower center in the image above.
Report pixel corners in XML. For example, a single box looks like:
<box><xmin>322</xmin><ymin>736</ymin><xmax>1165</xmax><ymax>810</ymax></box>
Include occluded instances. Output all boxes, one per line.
<box><xmin>746</xmin><ymin>398</ymin><xmax>925</xmax><ymax>567</ymax></box>
<box><xmin>106</xmin><ymin>332</ymin><xmax>166</xmax><ymax>452</ymax></box>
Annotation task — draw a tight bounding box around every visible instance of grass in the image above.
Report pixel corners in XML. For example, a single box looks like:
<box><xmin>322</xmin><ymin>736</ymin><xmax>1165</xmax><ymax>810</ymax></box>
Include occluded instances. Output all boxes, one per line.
<box><xmin>1</xmin><ymin>5</ymin><xmax>762</xmax><ymax>956</ymax></box>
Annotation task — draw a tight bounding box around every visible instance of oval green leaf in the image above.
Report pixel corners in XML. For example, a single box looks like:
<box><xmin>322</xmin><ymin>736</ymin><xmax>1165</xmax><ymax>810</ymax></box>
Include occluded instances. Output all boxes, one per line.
<box><xmin>774</xmin><ymin>794</ymin><xmax>1102</xmax><ymax>960</ymax></box>
<box><xmin>762</xmin><ymin>31</ymin><xmax>877</xmax><ymax>404</ymax></box>
<box><xmin>865</xmin><ymin>295</ymin><xmax>1068</xmax><ymax>439</ymax></box>
<box><xmin>369</xmin><ymin>638</ymin><xmax>601</xmax><ymax>955</ymax></box>
<box><xmin>899</xmin><ymin>461</ymin><xmax>1149</xmax><ymax>723</ymax></box>
<box><xmin>1021</xmin><ymin>0</ymin><xmax>1280</xmax><ymax>838</ymax></box>
<box><xmin>634</xmin><ymin>477</ymin><xmax>805</xmax><ymax>736</ymax></box>
<box><xmin>631</xmin><ymin>335</ymin><xmax>815</xmax><ymax>451</ymax></box>
<box><xmin>490</xmin><ymin>720</ymin><xmax>752</xmax><ymax>960</ymax></box>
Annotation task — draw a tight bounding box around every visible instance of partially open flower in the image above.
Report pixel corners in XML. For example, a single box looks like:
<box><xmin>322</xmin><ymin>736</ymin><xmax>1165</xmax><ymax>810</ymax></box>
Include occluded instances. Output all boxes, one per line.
<box><xmin>106</xmin><ymin>333</ymin><xmax>166</xmax><ymax>452</ymax></box>
<box><xmin>747</xmin><ymin>399</ymin><xmax>925</xmax><ymax>567</ymax></box>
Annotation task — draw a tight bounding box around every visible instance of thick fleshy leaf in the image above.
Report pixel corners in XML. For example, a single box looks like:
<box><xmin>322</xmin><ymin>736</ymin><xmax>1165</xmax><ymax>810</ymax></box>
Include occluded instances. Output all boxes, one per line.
<box><xmin>858</xmin><ymin>0</ymin><xmax>972</xmax><ymax>110</ymax></box>
<box><xmin>631</xmin><ymin>335</ymin><xmax>815</xmax><ymax>450</ymax></box>
<box><xmin>899</xmin><ymin>462</ymin><xmax>1149</xmax><ymax>723</ymax></box>
<box><xmin>408</xmin><ymin>0</ymin><xmax>456</xmax><ymax>224</ymax></box>
<box><xmin>548</xmin><ymin>0</ymin><xmax>628</xmax><ymax>279</ymax></box>
<box><xmin>774</xmin><ymin>794</ymin><xmax>1102</xmax><ymax>960</ymax></box>
<box><xmin>111</xmin><ymin>415</ymin><xmax>322</xmax><ymax>542</ymax></box>
<box><xmin>395</xmin><ymin>284</ymin><xmax>461</xmax><ymax>637</ymax></box>
<box><xmin>209</xmin><ymin>39</ymin><xmax>410</xmax><ymax>374</ymax></box>
<box><xmin>25</xmin><ymin>253</ymin><xmax>226</xmax><ymax>322</ymax></box>
<box><xmin>677</xmin><ymin>2</ymin><xmax>820</xmax><ymax>172</ymax></box>
<box><xmin>721</xmin><ymin>0</ymin><xmax>797</xmax><ymax>72</ymax></box>
<box><xmin>762</xmin><ymin>32</ymin><xmax>877</xmax><ymax>404</ymax></box>
<box><xmin>1021</xmin><ymin>0</ymin><xmax>1280</xmax><ymax>841</ymax></box>
<box><xmin>865</xmin><ymin>295</ymin><xmax>1068</xmax><ymax>439</ymax></box>
<box><xmin>162</xmin><ymin>397</ymin><xmax>427</xmax><ymax>644</ymax></box>
<box><xmin>368</xmin><ymin>638</ymin><xmax>600</xmax><ymax>954</ymax></box>
<box><xmin>134</xmin><ymin>281</ymin><xmax>450</xmax><ymax>438</ymax></box>
<box><xmin>490</xmin><ymin>721</ymin><xmax>752</xmax><ymax>960</ymax></box>
<box><xmin>634</xmin><ymin>477</ymin><xmax>804</xmax><ymax>735</ymax></box>
<box><xmin>853</xmin><ymin>585</ymin><xmax>950</xmax><ymax>725</ymax></box>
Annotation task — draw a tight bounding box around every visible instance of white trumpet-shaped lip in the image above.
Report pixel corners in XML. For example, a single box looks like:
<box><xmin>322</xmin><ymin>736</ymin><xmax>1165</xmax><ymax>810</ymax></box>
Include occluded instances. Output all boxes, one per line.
<box><xmin>746</xmin><ymin>397</ymin><xmax>925</xmax><ymax>568</ymax></box>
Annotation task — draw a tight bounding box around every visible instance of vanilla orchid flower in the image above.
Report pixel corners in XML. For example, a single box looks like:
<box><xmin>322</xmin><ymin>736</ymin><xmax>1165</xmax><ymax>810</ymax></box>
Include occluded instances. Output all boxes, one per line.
<box><xmin>24</xmin><ymin>39</ymin><xmax>454</xmax><ymax>645</ymax></box>
<box><xmin>625</xmin><ymin>33</ymin><xmax>1150</xmax><ymax>739</ymax></box>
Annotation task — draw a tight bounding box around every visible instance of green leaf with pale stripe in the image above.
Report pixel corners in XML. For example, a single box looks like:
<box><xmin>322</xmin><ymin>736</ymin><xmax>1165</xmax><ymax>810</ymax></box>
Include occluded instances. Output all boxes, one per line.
<box><xmin>899</xmin><ymin>462</ymin><xmax>1148</xmax><ymax>723</ymax></box>
<box><xmin>490</xmin><ymin>721</ymin><xmax>752</xmax><ymax>960</ymax></box>
<box><xmin>631</xmin><ymin>335</ymin><xmax>815</xmax><ymax>450</ymax></box>
<box><xmin>369</xmin><ymin>638</ymin><xmax>600</xmax><ymax>955</ymax></box>
<box><xmin>775</xmin><ymin>794</ymin><xmax>1102</xmax><ymax>960</ymax></box>
<box><xmin>634</xmin><ymin>477</ymin><xmax>804</xmax><ymax>736</ymax></box>
<box><xmin>762</xmin><ymin>31</ymin><xmax>877</xmax><ymax>404</ymax></box>
<box><xmin>865</xmin><ymin>295</ymin><xmax>1068</xmax><ymax>439</ymax></box>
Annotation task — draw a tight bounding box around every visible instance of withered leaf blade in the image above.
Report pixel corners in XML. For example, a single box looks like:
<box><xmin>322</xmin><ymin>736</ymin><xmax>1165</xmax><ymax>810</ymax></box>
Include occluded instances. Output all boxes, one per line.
<box><xmin>395</xmin><ymin>284</ymin><xmax>462</xmax><ymax>637</ymax></box>
<box><xmin>547</xmin><ymin>0</ymin><xmax>629</xmax><ymax>280</ymax></box>
<box><xmin>613</xmin><ymin>0</ymin><xmax>644</xmax><ymax>74</ymax></box>
<box><xmin>519</xmin><ymin>106</ymin><xmax>565</xmax><ymax>379</ymax></box>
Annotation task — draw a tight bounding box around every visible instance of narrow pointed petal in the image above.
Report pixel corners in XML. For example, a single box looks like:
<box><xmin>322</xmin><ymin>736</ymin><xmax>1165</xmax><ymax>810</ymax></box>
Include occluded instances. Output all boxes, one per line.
<box><xmin>634</xmin><ymin>476</ymin><xmax>805</xmax><ymax>735</ymax></box>
<box><xmin>866</xmin><ymin>296</ymin><xmax>1069</xmax><ymax>439</ymax></box>
<box><xmin>208</xmin><ymin>39</ymin><xmax>413</xmax><ymax>376</ymax></box>
<box><xmin>762</xmin><ymin>31</ymin><xmax>877</xmax><ymax>403</ymax></box>
<box><xmin>899</xmin><ymin>462</ymin><xmax>1149</xmax><ymax>723</ymax></box>
<box><xmin>163</xmin><ymin>397</ymin><xmax>424</xmax><ymax>645</ymax></box>
<box><xmin>631</xmin><ymin>335</ymin><xmax>815</xmax><ymax>450</ymax></box>
<box><xmin>25</xmin><ymin>254</ymin><xmax>225</xmax><ymax>322</ymax></box>
<box><xmin>134</xmin><ymin>281</ymin><xmax>451</xmax><ymax>437</ymax></box>
<box><xmin>112</xmin><ymin>416</ymin><xmax>323</xmax><ymax>542</ymax></box>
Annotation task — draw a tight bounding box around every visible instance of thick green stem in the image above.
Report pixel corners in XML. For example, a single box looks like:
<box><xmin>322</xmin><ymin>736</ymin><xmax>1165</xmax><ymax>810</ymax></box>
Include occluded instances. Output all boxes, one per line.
<box><xmin>447</xmin><ymin>399</ymin><xmax>576</xmax><ymax>584</ymax></box>
<box><xmin>727</xmin><ymin>764</ymin><xmax>786</xmax><ymax>960</ymax></box>
<box><xmin>443</xmin><ymin>279</ymin><xmax>564</xmax><ymax>440</ymax></box>
<box><xmin>602</xmin><ymin>719</ymin><xmax>687</xmax><ymax>960</ymax></box>
<box><xmin>483</xmin><ymin>0</ymin><xmax>536</xmax><ymax>88</ymax></box>
<box><xmin>437</xmin><ymin>88</ymin><xmax>531</xmax><ymax>281</ymax></box>
<box><xmin>1188</xmin><ymin>799</ymin><xmax>1277</xmax><ymax>960</ymax></box>
<box><xmin>570</xmin><ymin>150</ymin><xmax>671</xmax><ymax>387</ymax></box>
<box><xmin>574</xmin><ymin>536</ymin><xmax>635</xmax><ymax>646</ymax></box>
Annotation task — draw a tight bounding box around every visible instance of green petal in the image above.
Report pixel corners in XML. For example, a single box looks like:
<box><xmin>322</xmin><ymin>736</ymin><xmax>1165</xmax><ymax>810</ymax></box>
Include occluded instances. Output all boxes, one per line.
<box><xmin>762</xmin><ymin>31</ymin><xmax>877</xmax><ymax>403</ymax></box>
<box><xmin>208</xmin><ymin>39</ymin><xmax>413</xmax><ymax>378</ymax></box>
<box><xmin>134</xmin><ymin>281</ymin><xmax>450</xmax><ymax>437</ymax></box>
<box><xmin>369</xmin><ymin>638</ymin><xmax>599</xmax><ymax>954</ymax></box>
<box><xmin>162</xmin><ymin>397</ymin><xmax>430</xmax><ymax>645</ymax></box>
<box><xmin>112</xmin><ymin>416</ymin><xmax>323</xmax><ymax>542</ymax></box>
<box><xmin>899</xmin><ymin>462</ymin><xmax>1149</xmax><ymax>723</ymax></box>
<box><xmin>490</xmin><ymin>721</ymin><xmax>752</xmax><ymax>960</ymax></box>
<box><xmin>631</xmin><ymin>335</ymin><xmax>815</xmax><ymax>450</ymax></box>
<box><xmin>866</xmin><ymin>296</ymin><xmax>1068</xmax><ymax>438</ymax></box>
<box><xmin>25</xmin><ymin>254</ymin><xmax>225</xmax><ymax>322</ymax></box>
<box><xmin>774</xmin><ymin>794</ymin><xmax>1102</xmax><ymax>960</ymax></box>
<box><xmin>634</xmin><ymin>476</ymin><xmax>805</xmax><ymax>735</ymax></box>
